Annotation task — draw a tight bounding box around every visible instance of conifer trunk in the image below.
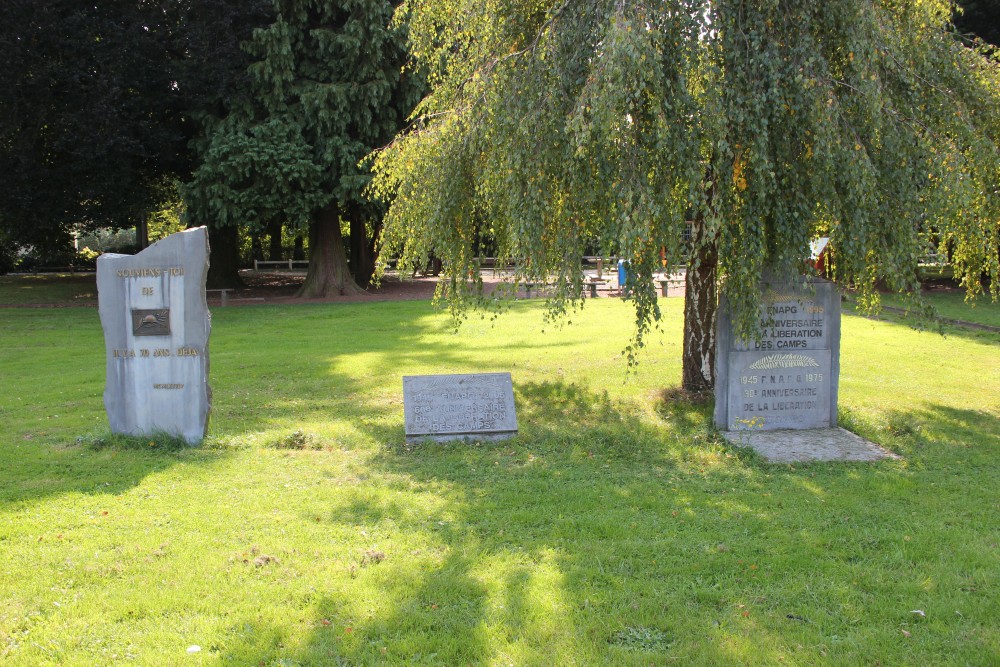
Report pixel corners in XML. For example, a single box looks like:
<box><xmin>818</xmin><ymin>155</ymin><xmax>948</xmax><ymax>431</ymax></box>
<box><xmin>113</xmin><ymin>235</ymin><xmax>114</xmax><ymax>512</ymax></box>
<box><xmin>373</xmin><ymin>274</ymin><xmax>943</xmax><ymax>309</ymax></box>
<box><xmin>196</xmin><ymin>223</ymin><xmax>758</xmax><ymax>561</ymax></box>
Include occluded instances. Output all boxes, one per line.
<box><xmin>298</xmin><ymin>203</ymin><xmax>365</xmax><ymax>298</ymax></box>
<box><xmin>206</xmin><ymin>224</ymin><xmax>245</xmax><ymax>289</ymax></box>
<box><xmin>681</xmin><ymin>215</ymin><xmax>718</xmax><ymax>392</ymax></box>
<box><xmin>347</xmin><ymin>204</ymin><xmax>377</xmax><ymax>289</ymax></box>
<box><xmin>268</xmin><ymin>219</ymin><xmax>283</xmax><ymax>260</ymax></box>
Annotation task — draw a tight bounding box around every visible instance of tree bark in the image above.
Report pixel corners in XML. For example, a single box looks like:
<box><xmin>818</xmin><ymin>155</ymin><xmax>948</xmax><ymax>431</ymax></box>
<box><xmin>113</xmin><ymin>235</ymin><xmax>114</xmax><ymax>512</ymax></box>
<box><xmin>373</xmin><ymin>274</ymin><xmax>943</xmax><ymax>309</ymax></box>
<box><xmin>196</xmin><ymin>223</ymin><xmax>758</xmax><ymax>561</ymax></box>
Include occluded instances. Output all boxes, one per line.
<box><xmin>251</xmin><ymin>233</ymin><xmax>264</xmax><ymax>263</ymax></box>
<box><xmin>347</xmin><ymin>204</ymin><xmax>376</xmax><ymax>289</ymax></box>
<box><xmin>681</xmin><ymin>214</ymin><xmax>718</xmax><ymax>392</ymax></box>
<box><xmin>206</xmin><ymin>224</ymin><xmax>245</xmax><ymax>289</ymax></box>
<box><xmin>297</xmin><ymin>203</ymin><xmax>365</xmax><ymax>298</ymax></box>
<box><xmin>268</xmin><ymin>219</ymin><xmax>283</xmax><ymax>260</ymax></box>
<box><xmin>293</xmin><ymin>234</ymin><xmax>305</xmax><ymax>260</ymax></box>
<box><xmin>136</xmin><ymin>213</ymin><xmax>149</xmax><ymax>249</ymax></box>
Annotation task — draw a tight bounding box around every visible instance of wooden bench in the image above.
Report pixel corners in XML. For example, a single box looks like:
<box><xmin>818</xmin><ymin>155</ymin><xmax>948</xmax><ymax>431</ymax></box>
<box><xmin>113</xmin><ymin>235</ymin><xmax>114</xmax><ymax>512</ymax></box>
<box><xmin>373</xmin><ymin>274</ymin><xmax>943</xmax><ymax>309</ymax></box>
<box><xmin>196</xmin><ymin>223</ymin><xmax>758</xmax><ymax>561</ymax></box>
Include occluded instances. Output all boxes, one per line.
<box><xmin>206</xmin><ymin>289</ymin><xmax>266</xmax><ymax>306</ymax></box>
<box><xmin>523</xmin><ymin>282</ymin><xmax>548</xmax><ymax>298</ymax></box>
<box><xmin>656</xmin><ymin>278</ymin><xmax>685</xmax><ymax>297</ymax></box>
<box><xmin>584</xmin><ymin>277</ymin><xmax>608</xmax><ymax>298</ymax></box>
<box><xmin>206</xmin><ymin>288</ymin><xmax>232</xmax><ymax>306</ymax></box>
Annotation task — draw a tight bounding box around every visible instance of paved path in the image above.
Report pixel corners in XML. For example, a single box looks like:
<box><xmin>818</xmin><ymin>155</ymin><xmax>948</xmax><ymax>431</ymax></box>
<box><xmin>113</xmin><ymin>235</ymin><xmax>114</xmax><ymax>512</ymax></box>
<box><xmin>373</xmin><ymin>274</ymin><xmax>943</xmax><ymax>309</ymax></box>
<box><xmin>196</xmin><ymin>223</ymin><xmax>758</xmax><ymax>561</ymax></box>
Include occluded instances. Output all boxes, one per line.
<box><xmin>721</xmin><ymin>427</ymin><xmax>900</xmax><ymax>463</ymax></box>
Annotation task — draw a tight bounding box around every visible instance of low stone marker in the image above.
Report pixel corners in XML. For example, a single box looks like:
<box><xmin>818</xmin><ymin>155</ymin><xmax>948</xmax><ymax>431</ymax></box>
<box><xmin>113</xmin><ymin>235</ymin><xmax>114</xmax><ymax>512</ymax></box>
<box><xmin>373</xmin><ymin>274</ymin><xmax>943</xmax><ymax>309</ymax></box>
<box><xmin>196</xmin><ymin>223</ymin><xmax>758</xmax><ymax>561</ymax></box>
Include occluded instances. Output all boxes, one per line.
<box><xmin>403</xmin><ymin>373</ymin><xmax>517</xmax><ymax>443</ymax></box>
<box><xmin>715</xmin><ymin>276</ymin><xmax>840</xmax><ymax>431</ymax></box>
<box><xmin>97</xmin><ymin>227</ymin><xmax>211</xmax><ymax>444</ymax></box>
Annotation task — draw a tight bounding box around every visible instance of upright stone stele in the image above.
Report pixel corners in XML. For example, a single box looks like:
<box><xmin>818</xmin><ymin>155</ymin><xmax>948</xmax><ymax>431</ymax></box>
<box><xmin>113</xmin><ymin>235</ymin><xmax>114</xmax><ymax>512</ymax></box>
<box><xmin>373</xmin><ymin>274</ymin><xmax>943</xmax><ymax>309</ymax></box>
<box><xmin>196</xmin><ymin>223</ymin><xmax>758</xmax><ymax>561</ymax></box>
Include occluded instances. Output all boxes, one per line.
<box><xmin>97</xmin><ymin>227</ymin><xmax>211</xmax><ymax>444</ymax></box>
<box><xmin>715</xmin><ymin>275</ymin><xmax>840</xmax><ymax>431</ymax></box>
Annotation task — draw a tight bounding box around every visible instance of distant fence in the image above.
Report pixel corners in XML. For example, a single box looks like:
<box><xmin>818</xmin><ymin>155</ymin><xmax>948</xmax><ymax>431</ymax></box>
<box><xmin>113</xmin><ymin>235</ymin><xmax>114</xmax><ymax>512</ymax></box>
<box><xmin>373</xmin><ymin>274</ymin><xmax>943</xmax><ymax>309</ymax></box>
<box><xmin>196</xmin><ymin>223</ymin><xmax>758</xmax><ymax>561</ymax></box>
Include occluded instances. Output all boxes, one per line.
<box><xmin>15</xmin><ymin>266</ymin><xmax>96</xmax><ymax>274</ymax></box>
<box><xmin>253</xmin><ymin>259</ymin><xmax>309</xmax><ymax>271</ymax></box>
<box><xmin>250</xmin><ymin>256</ymin><xmax>675</xmax><ymax>273</ymax></box>
<box><xmin>474</xmin><ymin>256</ymin><xmax>619</xmax><ymax>269</ymax></box>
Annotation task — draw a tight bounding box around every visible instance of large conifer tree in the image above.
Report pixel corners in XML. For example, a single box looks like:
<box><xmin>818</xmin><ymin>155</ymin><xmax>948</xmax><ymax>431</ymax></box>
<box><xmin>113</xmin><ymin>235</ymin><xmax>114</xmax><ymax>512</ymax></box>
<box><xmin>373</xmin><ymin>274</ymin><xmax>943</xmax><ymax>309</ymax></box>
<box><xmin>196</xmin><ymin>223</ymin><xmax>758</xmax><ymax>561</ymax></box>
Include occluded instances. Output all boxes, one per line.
<box><xmin>371</xmin><ymin>0</ymin><xmax>1000</xmax><ymax>390</ymax></box>
<box><xmin>184</xmin><ymin>0</ymin><xmax>422</xmax><ymax>296</ymax></box>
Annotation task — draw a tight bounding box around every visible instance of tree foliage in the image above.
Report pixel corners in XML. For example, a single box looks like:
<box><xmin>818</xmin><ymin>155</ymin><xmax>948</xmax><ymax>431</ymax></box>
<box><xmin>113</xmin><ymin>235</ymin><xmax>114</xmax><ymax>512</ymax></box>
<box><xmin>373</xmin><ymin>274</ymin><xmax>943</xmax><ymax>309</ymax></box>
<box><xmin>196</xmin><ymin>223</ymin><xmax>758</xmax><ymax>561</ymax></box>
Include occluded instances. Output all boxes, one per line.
<box><xmin>0</xmin><ymin>0</ymin><xmax>271</xmax><ymax>257</ymax></box>
<box><xmin>184</xmin><ymin>0</ymin><xmax>422</xmax><ymax>294</ymax></box>
<box><xmin>1</xmin><ymin>1</ymin><xmax>172</xmax><ymax>249</ymax></box>
<box><xmin>954</xmin><ymin>0</ymin><xmax>1000</xmax><ymax>49</ymax></box>
<box><xmin>371</xmin><ymin>0</ymin><xmax>1000</xmax><ymax>375</ymax></box>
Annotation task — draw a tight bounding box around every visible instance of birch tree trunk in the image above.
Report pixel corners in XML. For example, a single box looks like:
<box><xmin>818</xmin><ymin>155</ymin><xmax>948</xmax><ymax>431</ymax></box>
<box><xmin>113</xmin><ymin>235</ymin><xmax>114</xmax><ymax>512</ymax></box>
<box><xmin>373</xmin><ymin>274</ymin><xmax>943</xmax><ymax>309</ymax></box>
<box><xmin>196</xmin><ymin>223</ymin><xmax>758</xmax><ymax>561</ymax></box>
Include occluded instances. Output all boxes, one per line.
<box><xmin>682</xmin><ymin>215</ymin><xmax>718</xmax><ymax>392</ymax></box>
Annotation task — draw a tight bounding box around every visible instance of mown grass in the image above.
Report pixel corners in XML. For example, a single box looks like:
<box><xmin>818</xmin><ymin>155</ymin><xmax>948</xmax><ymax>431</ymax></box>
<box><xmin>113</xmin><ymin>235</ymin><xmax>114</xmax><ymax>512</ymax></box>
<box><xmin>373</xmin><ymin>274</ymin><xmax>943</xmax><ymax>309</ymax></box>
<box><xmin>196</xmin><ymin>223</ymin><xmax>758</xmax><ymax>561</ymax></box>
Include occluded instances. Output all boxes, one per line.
<box><xmin>0</xmin><ymin>280</ymin><xmax>998</xmax><ymax>666</ymax></box>
<box><xmin>0</xmin><ymin>273</ymin><xmax>98</xmax><ymax>305</ymax></box>
<box><xmin>877</xmin><ymin>289</ymin><xmax>1000</xmax><ymax>329</ymax></box>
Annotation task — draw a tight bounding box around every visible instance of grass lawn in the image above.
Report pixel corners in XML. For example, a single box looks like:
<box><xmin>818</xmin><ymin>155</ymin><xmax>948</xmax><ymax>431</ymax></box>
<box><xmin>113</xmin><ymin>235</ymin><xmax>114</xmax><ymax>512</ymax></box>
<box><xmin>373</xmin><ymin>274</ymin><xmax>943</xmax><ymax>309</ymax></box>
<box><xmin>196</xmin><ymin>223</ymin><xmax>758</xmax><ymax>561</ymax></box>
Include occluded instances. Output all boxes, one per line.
<box><xmin>876</xmin><ymin>288</ymin><xmax>1000</xmax><ymax>329</ymax></box>
<box><xmin>1</xmin><ymin>280</ymin><xmax>998</xmax><ymax>665</ymax></box>
<box><xmin>0</xmin><ymin>273</ymin><xmax>98</xmax><ymax>306</ymax></box>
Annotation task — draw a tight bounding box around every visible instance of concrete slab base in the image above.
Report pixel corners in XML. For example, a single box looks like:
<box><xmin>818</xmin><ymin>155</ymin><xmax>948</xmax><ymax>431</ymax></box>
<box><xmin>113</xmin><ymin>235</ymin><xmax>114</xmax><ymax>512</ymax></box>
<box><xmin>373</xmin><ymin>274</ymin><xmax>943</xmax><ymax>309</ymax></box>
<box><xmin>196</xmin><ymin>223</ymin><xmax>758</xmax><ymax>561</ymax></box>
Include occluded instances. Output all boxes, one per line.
<box><xmin>721</xmin><ymin>427</ymin><xmax>900</xmax><ymax>463</ymax></box>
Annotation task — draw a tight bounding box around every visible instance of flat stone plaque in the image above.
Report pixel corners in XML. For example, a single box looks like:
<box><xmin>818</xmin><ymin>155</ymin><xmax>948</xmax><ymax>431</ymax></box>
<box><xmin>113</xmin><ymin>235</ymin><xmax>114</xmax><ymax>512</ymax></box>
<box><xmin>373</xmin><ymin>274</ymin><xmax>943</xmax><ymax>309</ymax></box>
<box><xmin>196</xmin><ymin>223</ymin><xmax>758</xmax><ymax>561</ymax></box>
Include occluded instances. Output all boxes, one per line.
<box><xmin>97</xmin><ymin>227</ymin><xmax>211</xmax><ymax>444</ymax></box>
<box><xmin>715</xmin><ymin>276</ymin><xmax>840</xmax><ymax>431</ymax></box>
<box><xmin>720</xmin><ymin>428</ymin><xmax>899</xmax><ymax>463</ymax></box>
<box><xmin>403</xmin><ymin>373</ymin><xmax>518</xmax><ymax>443</ymax></box>
<box><xmin>131</xmin><ymin>308</ymin><xmax>171</xmax><ymax>336</ymax></box>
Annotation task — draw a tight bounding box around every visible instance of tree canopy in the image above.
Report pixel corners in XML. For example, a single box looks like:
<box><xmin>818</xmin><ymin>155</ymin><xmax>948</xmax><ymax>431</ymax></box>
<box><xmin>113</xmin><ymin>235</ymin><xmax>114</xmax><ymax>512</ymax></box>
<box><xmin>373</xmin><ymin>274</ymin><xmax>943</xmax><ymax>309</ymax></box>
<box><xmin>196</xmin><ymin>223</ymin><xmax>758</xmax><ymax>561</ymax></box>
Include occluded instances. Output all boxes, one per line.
<box><xmin>371</xmin><ymin>0</ymin><xmax>1000</xmax><ymax>387</ymax></box>
<box><xmin>0</xmin><ymin>0</ymin><xmax>271</xmax><ymax>257</ymax></box>
<box><xmin>954</xmin><ymin>0</ymin><xmax>1000</xmax><ymax>49</ymax></box>
<box><xmin>184</xmin><ymin>0</ymin><xmax>422</xmax><ymax>295</ymax></box>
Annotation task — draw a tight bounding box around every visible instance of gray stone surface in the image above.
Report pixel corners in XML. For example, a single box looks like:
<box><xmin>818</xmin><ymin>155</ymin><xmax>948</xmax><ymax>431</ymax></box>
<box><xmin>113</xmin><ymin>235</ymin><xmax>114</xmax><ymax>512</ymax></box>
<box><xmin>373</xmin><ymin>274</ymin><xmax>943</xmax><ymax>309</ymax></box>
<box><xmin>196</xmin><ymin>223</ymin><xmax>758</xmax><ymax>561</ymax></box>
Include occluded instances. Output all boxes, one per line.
<box><xmin>721</xmin><ymin>427</ymin><xmax>900</xmax><ymax>463</ymax></box>
<box><xmin>97</xmin><ymin>227</ymin><xmax>211</xmax><ymax>444</ymax></box>
<box><xmin>715</xmin><ymin>276</ymin><xmax>840</xmax><ymax>431</ymax></box>
<box><xmin>403</xmin><ymin>373</ymin><xmax>517</xmax><ymax>443</ymax></box>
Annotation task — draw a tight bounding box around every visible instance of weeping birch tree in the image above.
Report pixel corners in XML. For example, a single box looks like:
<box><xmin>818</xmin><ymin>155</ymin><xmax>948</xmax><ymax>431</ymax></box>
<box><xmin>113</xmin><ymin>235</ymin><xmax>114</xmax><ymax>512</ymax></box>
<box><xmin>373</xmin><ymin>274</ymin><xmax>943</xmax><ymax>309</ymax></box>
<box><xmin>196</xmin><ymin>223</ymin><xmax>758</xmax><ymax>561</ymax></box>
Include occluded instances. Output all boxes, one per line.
<box><xmin>370</xmin><ymin>0</ymin><xmax>1000</xmax><ymax>391</ymax></box>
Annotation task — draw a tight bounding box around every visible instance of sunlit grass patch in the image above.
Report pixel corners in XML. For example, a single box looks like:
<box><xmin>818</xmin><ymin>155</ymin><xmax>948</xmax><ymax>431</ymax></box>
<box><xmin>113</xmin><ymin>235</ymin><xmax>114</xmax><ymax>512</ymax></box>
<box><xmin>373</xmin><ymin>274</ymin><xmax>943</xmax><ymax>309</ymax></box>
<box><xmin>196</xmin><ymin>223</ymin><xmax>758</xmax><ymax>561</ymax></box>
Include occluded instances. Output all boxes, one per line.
<box><xmin>0</xmin><ymin>291</ymin><xmax>997</xmax><ymax>665</ymax></box>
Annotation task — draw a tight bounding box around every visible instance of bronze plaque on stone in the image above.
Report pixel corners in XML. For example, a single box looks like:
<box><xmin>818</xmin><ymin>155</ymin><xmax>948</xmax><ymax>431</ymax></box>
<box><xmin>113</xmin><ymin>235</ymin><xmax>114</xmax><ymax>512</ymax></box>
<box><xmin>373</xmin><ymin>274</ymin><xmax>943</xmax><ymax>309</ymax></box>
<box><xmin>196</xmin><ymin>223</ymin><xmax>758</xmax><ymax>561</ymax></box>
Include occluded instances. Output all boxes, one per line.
<box><xmin>131</xmin><ymin>308</ymin><xmax>171</xmax><ymax>336</ymax></box>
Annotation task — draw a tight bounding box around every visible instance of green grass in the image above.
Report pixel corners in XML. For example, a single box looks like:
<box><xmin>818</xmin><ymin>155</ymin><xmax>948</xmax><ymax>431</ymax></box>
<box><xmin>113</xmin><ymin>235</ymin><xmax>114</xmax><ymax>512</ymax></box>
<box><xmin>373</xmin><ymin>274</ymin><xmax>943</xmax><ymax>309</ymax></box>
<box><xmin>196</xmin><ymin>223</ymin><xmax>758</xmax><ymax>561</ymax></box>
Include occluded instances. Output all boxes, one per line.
<box><xmin>0</xmin><ymin>273</ymin><xmax>98</xmax><ymax>305</ymax></box>
<box><xmin>1</xmin><ymin>282</ymin><xmax>998</xmax><ymax>665</ymax></box>
<box><xmin>876</xmin><ymin>289</ymin><xmax>1000</xmax><ymax>329</ymax></box>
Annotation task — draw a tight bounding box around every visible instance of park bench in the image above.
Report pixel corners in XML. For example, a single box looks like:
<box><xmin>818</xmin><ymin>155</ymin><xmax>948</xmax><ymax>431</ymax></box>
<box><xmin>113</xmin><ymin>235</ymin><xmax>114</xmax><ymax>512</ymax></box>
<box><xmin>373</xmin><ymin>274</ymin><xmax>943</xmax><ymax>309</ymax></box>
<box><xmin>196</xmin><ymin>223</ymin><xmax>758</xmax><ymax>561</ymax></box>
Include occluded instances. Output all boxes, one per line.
<box><xmin>584</xmin><ymin>277</ymin><xmax>608</xmax><ymax>298</ymax></box>
<box><xmin>206</xmin><ymin>289</ymin><xmax>266</xmax><ymax>306</ymax></box>
<box><xmin>206</xmin><ymin>288</ymin><xmax>232</xmax><ymax>306</ymax></box>
<box><xmin>522</xmin><ymin>282</ymin><xmax>549</xmax><ymax>298</ymax></box>
<box><xmin>656</xmin><ymin>277</ymin><xmax>685</xmax><ymax>297</ymax></box>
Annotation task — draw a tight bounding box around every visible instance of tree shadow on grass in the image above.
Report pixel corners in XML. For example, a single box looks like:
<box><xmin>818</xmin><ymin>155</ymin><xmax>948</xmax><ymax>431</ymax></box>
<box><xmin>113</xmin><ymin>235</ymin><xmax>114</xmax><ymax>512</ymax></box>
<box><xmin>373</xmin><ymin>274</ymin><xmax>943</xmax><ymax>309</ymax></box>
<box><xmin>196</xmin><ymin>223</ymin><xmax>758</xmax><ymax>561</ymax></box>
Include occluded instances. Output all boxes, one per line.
<box><xmin>215</xmin><ymin>382</ymin><xmax>856</xmax><ymax>665</ymax></box>
<box><xmin>207</xmin><ymin>301</ymin><xmax>575</xmax><ymax>446</ymax></box>
<box><xmin>916</xmin><ymin>403</ymin><xmax>1000</xmax><ymax>448</ymax></box>
<box><xmin>842</xmin><ymin>307</ymin><xmax>1000</xmax><ymax>348</ymax></box>
<box><xmin>0</xmin><ymin>436</ymin><xmax>234</xmax><ymax>510</ymax></box>
<box><xmin>839</xmin><ymin>402</ymin><xmax>1000</xmax><ymax>462</ymax></box>
<box><xmin>213</xmin><ymin>384</ymin><xmax>1000</xmax><ymax>665</ymax></box>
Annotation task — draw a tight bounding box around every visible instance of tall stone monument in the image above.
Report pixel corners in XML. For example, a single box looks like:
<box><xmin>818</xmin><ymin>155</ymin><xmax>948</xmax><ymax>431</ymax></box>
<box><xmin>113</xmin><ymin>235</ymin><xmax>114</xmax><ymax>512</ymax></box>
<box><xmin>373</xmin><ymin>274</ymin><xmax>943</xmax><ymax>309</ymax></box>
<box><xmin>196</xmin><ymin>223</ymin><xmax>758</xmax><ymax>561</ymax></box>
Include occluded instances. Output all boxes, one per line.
<box><xmin>97</xmin><ymin>227</ymin><xmax>211</xmax><ymax>444</ymax></box>
<box><xmin>715</xmin><ymin>275</ymin><xmax>840</xmax><ymax>431</ymax></box>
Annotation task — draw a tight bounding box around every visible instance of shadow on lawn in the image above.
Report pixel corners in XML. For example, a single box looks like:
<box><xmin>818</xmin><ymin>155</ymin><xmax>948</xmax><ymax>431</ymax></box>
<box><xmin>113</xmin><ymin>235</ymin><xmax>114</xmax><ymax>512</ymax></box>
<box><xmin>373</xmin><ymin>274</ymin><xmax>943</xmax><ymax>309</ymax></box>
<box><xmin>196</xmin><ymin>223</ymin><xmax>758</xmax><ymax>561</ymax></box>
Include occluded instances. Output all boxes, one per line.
<box><xmin>212</xmin><ymin>386</ymin><xmax>1000</xmax><ymax>664</ymax></box>
<box><xmin>215</xmin><ymin>381</ymin><xmax>847</xmax><ymax>665</ymax></box>
<box><xmin>208</xmin><ymin>301</ymin><xmax>592</xmax><ymax>444</ymax></box>
<box><xmin>0</xmin><ymin>441</ymin><xmax>232</xmax><ymax>509</ymax></box>
<box><xmin>842</xmin><ymin>307</ymin><xmax>1000</xmax><ymax>348</ymax></box>
<box><xmin>914</xmin><ymin>403</ymin><xmax>1000</xmax><ymax>448</ymax></box>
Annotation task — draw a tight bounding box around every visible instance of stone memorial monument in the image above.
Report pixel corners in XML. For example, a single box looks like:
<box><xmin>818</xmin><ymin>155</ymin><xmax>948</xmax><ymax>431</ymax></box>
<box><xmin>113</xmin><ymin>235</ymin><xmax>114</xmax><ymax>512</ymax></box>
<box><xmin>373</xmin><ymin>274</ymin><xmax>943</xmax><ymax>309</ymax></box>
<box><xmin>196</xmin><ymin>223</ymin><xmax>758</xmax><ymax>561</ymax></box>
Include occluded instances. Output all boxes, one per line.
<box><xmin>715</xmin><ymin>275</ymin><xmax>841</xmax><ymax>431</ymax></box>
<box><xmin>97</xmin><ymin>227</ymin><xmax>211</xmax><ymax>444</ymax></box>
<box><xmin>403</xmin><ymin>373</ymin><xmax>518</xmax><ymax>443</ymax></box>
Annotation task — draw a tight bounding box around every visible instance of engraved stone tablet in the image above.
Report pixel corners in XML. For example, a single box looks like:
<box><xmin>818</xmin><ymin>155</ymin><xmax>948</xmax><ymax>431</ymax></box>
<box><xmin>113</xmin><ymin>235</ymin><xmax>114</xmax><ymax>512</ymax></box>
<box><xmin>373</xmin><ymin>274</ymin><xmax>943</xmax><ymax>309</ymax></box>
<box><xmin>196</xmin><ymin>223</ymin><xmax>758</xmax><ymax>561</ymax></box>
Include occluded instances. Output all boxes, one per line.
<box><xmin>97</xmin><ymin>227</ymin><xmax>211</xmax><ymax>444</ymax></box>
<box><xmin>403</xmin><ymin>373</ymin><xmax>518</xmax><ymax>443</ymax></box>
<box><xmin>714</xmin><ymin>276</ymin><xmax>840</xmax><ymax>431</ymax></box>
